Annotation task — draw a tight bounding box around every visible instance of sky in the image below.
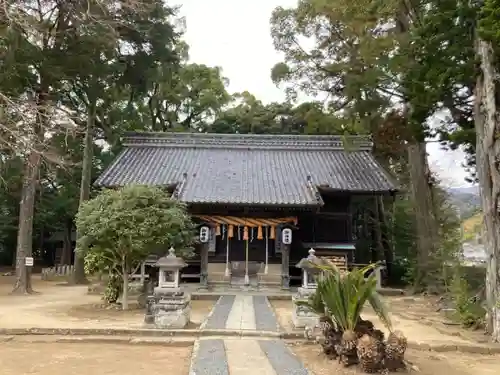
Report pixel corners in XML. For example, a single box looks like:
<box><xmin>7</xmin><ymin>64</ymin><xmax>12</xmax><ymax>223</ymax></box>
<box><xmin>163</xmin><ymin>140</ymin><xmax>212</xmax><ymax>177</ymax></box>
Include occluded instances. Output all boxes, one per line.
<box><xmin>178</xmin><ymin>0</ymin><xmax>472</xmax><ymax>188</ymax></box>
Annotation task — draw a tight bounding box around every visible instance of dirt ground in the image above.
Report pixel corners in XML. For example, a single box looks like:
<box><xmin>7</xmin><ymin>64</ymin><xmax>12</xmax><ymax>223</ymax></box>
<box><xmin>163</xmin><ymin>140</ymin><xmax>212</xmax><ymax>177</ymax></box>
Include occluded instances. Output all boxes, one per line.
<box><xmin>0</xmin><ymin>342</ymin><xmax>192</xmax><ymax>375</ymax></box>
<box><xmin>291</xmin><ymin>344</ymin><xmax>500</xmax><ymax>375</ymax></box>
<box><xmin>0</xmin><ymin>275</ymin><xmax>214</xmax><ymax>329</ymax></box>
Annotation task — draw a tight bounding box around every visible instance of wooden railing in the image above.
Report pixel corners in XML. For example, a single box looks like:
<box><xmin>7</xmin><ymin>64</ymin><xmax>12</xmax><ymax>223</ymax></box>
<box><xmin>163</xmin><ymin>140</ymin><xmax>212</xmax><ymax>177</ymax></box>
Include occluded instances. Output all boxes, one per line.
<box><xmin>317</xmin><ymin>256</ymin><xmax>385</xmax><ymax>288</ymax></box>
<box><xmin>351</xmin><ymin>262</ymin><xmax>385</xmax><ymax>289</ymax></box>
<box><xmin>322</xmin><ymin>255</ymin><xmax>348</xmax><ymax>274</ymax></box>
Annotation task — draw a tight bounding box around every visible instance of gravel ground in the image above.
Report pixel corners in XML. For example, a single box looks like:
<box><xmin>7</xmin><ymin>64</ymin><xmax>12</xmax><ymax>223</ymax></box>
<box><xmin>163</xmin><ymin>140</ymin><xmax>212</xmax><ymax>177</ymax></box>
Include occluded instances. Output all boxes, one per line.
<box><xmin>269</xmin><ymin>299</ymin><xmax>295</xmax><ymax>331</ymax></box>
<box><xmin>0</xmin><ymin>341</ymin><xmax>192</xmax><ymax>375</ymax></box>
<box><xmin>203</xmin><ymin>295</ymin><xmax>235</xmax><ymax>329</ymax></box>
<box><xmin>259</xmin><ymin>340</ymin><xmax>309</xmax><ymax>375</ymax></box>
<box><xmin>253</xmin><ymin>296</ymin><xmax>279</xmax><ymax>331</ymax></box>
<box><xmin>189</xmin><ymin>339</ymin><xmax>229</xmax><ymax>375</ymax></box>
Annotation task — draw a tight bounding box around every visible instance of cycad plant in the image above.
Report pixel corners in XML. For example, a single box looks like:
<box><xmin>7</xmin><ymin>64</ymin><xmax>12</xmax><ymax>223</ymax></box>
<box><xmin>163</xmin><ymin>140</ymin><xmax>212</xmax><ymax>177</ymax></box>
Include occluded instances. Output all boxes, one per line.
<box><xmin>296</xmin><ymin>262</ymin><xmax>393</xmax><ymax>367</ymax></box>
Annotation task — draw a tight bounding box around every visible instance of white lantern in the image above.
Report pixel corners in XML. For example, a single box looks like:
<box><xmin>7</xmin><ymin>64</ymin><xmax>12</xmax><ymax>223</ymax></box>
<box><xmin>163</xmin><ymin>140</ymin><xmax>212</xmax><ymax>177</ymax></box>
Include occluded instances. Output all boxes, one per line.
<box><xmin>159</xmin><ymin>268</ymin><xmax>179</xmax><ymax>288</ymax></box>
<box><xmin>154</xmin><ymin>247</ymin><xmax>187</xmax><ymax>291</ymax></box>
<box><xmin>199</xmin><ymin>226</ymin><xmax>210</xmax><ymax>243</ymax></box>
<box><xmin>282</xmin><ymin>228</ymin><xmax>292</xmax><ymax>245</ymax></box>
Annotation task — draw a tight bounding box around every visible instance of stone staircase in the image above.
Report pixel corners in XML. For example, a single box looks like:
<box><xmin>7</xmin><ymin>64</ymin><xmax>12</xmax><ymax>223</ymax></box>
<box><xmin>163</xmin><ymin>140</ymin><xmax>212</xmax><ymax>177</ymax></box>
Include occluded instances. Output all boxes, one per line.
<box><xmin>208</xmin><ymin>263</ymin><xmax>282</xmax><ymax>289</ymax></box>
<box><xmin>258</xmin><ymin>264</ymin><xmax>281</xmax><ymax>287</ymax></box>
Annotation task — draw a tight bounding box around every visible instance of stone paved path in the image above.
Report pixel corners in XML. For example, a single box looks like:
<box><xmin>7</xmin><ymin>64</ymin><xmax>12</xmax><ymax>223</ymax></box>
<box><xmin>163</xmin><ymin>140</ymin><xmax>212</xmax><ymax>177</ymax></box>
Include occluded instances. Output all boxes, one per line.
<box><xmin>202</xmin><ymin>295</ymin><xmax>280</xmax><ymax>331</ymax></box>
<box><xmin>191</xmin><ymin>295</ymin><xmax>310</xmax><ymax>374</ymax></box>
<box><xmin>190</xmin><ymin>338</ymin><xmax>310</xmax><ymax>375</ymax></box>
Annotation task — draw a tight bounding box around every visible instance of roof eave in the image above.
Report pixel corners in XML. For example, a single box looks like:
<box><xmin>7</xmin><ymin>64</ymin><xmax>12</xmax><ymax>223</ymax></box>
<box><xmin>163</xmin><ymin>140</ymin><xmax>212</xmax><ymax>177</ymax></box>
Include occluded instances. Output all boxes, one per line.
<box><xmin>318</xmin><ymin>187</ymin><xmax>399</xmax><ymax>195</ymax></box>
<box><xmin>184</xmin><ymin>201</ymin><xmax>323</xmax><ymax>208</ymax></box>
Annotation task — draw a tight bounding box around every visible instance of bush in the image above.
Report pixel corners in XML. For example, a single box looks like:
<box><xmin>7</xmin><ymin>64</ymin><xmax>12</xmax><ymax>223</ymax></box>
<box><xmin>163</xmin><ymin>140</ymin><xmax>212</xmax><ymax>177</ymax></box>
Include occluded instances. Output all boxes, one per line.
<box><xmin>76</xmin><ymin>185</ymin><xmax>196</xmax><ymax>309</ymax></box>
<box><xmin>297</xmin><ymin>262</ymin><xmax>407</xmax><ymax>373</ymax></box>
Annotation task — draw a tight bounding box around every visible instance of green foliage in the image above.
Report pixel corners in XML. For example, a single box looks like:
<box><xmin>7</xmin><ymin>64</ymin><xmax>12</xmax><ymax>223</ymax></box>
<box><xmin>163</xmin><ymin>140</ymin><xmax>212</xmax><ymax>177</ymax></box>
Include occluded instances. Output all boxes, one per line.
<box><xmin>75</xmin><ymin>185</ymin><xmax>196</xmax><ymax>276</ymax></box>
<box><xmin>207</xmin><ymin>92</ymin><xmax>346</xmax><ymax>135</ymax></box>
<box><xmin>386</xmin><ymin>183</ymin><xmax>462</xmax><ymax>291</ymax></box>
<box><xmin>479</xmin><ymin>0</ymin><xmax>500</xmax><ymax>44</ymax></box>
<box><xmin>450</xmin><ymin>271</ymin><xmax>486</xmax><ymax>329</ymax></box>
<box><xmin>297</xmin><ymin>263</ymin><xmax>392</xmax><ymax>333</ymax></box>
<box><xmin>270</xmin><ymin>0</ymin><xmax>397</xmax><ymax>130</ymax></box>
<box><xmin>147</xmin><ymin>63</ymin><xmax>231</xmax><ymax>131</ymax></box>
<box><xmin>104</xmin><ymin>273</ymin><xmax>122</xmax><ymax>304</ymax></box>
<box><xmin>405</xmin><ymin>0</ymin><xmax>477</xmax><ymax>165</ymax></box>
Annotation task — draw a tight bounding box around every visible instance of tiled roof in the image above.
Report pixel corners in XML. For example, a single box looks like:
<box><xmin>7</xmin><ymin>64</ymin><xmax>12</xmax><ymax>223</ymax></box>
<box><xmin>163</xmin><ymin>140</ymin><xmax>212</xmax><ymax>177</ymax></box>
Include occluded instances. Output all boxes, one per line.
<box><xmin>95</xmin><ymin>132</ymin><xmax>397</xmax><ymax>206</ymax></box>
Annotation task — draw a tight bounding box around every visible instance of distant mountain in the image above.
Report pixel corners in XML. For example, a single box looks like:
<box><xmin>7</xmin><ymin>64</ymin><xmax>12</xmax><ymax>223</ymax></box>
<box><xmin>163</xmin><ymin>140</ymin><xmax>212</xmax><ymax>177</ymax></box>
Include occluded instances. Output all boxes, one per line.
<box><xmin>449</xmin><ymin>186</ymin><xmax>479</xmax><ymax>195</ymax></box>
<box><xmin>446</xmin><ymin>186</ymin><xmax>480</xmax><ymax>219</ymax></box>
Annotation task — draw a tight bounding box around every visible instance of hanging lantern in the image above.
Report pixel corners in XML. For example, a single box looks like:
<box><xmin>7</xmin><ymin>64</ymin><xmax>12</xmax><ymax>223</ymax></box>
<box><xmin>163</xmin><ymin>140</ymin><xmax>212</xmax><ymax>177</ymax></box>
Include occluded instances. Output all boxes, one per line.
<box><xmin>270</xmin><ymin>226</ymin><xmax>275</xmax><ymax>239</ymax></box>
<box><xmin>216</xmin><ymin>224</ymin><xmax>221</xmax><ymax>236</ymax></box>
<box><xmin>228</xmin><ymin>224</ymin><xmax>234</xmax><ymax>238</ymax></box>
<box><xmin>257</xmin><ymin>226</ymin><xmax>263</xmax><ymax>240</ymax></box>
<box><xmin>243</xmin><ymin>226</ymin><xmax>249</xmax><ymax>240</ymax></box>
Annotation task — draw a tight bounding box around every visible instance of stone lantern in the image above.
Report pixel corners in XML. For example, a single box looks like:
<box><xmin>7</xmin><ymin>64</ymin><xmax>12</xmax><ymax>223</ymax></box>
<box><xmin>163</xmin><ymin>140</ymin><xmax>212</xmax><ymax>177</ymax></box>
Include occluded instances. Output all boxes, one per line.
<box><xmin>144</xmin><ymin>247</ymin><xmax>191</xmax><ymax>329</ymax></box>
<box><xmin>292</xmin><ymin>248</ymin><xmax>324</xmax><ymax>329</ymax></box>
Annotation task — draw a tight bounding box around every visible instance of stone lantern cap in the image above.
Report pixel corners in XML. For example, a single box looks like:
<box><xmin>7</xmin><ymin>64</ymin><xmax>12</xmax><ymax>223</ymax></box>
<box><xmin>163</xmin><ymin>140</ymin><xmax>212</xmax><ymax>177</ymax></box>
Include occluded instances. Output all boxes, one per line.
<box><xmin>295</xmin><ymin>249</ymin><xmax>326</xmax><ymax>272</ymax></box>
<box><xmin>154</xmin><ymin>247</ymin><xmax>187</xmax><ymax>270</ymax></box>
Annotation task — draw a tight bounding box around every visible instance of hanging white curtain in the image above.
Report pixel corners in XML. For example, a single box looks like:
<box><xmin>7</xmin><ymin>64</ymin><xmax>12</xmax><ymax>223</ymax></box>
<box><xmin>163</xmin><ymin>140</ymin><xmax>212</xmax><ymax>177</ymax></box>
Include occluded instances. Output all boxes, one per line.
<box><xmin>264</xmin><ymin>226</ymin><xmax>269</xmax><ymax>274</ymax></box>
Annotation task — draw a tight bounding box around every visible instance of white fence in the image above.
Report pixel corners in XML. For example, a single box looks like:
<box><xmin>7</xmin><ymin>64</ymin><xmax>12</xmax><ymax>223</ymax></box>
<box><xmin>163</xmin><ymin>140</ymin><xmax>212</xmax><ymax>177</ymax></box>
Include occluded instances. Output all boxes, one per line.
<box><xmin>41</xmin><ymin>265</ymin><xmax>74</xmax><ymax>280</ymax></box>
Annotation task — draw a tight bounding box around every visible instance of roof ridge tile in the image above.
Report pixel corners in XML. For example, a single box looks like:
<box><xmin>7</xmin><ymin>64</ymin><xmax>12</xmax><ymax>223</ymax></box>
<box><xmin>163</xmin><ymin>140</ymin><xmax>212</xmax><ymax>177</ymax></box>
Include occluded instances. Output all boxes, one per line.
<box><xmin>122</xmin><ymin>132</ymin><xmax>373</xmax><ymax>151</ymax></box>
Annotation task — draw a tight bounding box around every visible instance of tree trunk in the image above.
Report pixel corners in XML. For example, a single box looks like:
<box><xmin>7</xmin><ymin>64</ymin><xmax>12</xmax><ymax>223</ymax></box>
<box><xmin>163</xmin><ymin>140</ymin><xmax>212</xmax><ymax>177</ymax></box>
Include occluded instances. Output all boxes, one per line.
<box><xmin>72</xmin><ymin>98</ymin><xmax>96</xmax><ymax>284</ymax></box>
<box><xmin>407</xmin><ymin>142</ymin><xmax>437</xmax><ymax>292</ymax></box>
<box><xmin>378</xmin><ymin>196</ymin><xmax>394</xmax><ymax>277</ymax></box>
<box><xmin>11</xmin><ymin>151</ymin><xmax>41</xmax><ymax>294</ymax></box>
<box><xmin>60</xmin><ymin>221</ymin><xmax>72</xmax><ymax>265</ymax></box>
<box><xmin>475</xmin><ymin>36</ymin><xmax>500</xmax><ymax>342</ymax></box>
<box><xmin>122</xmin><ymin>258</ymin><xmax>129</xmax><ymax>311</ymax></box>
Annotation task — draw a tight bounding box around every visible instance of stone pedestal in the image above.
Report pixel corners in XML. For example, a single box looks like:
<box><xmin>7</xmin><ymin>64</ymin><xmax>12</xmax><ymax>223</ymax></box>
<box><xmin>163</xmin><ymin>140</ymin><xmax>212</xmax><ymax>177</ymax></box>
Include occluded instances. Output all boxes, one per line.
<box><xmin>292</xmin><ymin>287</ymin><xmax>320</xmax><ymax>329</ymax></box>
<box><xmin>151</xmin><ymin>288</ymin><xmax>191</xmax><ymax>329</ymax></box>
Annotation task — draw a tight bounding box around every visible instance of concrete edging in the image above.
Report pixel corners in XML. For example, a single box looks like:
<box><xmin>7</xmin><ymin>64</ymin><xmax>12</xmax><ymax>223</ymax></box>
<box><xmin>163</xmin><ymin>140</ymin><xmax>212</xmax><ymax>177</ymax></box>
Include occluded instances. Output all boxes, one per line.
<box><xmin>0</xmin><ymin>327</ymin><xmax>284</xmax><ymax>339</ymax></box>
<box><xmin>0</xmin><ymin>334</ymin><xmax>195</xmax><ymax>347</ymax></box>
<box><xmin>407</xmin><ymin>340</ymin><xmax>500</xmax><ymax>355</ymax></box>
<box><xmin>192</xmin><ymin>293</ymin><xmax>292</xmax><ymax>301</ymax></box>
<box><xmin>1</xmin><ymin>327</ymin><xmax>499</xmax><ymax>354</ymax></box>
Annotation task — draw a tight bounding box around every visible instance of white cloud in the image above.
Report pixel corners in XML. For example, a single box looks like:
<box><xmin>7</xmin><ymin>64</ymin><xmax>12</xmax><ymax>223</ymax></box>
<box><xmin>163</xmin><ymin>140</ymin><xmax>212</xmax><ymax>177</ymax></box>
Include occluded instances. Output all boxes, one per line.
<box><xmin>179</xmin><ymin>0</ymin><xmax>297</xmax><ymax>103</ymax></box>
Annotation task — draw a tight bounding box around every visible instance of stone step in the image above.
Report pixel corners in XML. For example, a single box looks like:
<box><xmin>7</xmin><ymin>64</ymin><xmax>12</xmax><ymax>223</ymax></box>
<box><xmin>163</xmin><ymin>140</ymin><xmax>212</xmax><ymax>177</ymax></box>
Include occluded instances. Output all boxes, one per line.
<box><xmin>259</xmin><ymin>274</ymin><xmax>281</xmax><ymax>282</ymax></box>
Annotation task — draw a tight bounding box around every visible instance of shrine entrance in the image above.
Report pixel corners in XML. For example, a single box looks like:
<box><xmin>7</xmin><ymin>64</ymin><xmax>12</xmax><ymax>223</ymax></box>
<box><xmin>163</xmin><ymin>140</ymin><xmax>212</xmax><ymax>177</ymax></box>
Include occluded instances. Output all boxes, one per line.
<box><xmin>195</xmin><ymin>215</ymin><xmax>296</xmax><ymax>288</ymax></box>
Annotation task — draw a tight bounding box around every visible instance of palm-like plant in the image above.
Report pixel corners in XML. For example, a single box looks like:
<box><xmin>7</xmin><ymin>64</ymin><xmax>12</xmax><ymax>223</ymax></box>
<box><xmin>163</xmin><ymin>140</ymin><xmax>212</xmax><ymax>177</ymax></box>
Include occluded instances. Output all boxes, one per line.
<box><xmin>296</xmin><ymin>262</ymin><xmax>393</xmax><ymax>366</ymax></box>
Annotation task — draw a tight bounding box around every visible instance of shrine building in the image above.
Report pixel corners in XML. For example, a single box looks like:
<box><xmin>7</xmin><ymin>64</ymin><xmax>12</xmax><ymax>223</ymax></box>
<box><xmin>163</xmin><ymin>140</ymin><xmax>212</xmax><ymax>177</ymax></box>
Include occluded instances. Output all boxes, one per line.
<box><xmin>95</xmin><ymin>132</ymin><xmax>397</xmax><ymax>288</ymax></box>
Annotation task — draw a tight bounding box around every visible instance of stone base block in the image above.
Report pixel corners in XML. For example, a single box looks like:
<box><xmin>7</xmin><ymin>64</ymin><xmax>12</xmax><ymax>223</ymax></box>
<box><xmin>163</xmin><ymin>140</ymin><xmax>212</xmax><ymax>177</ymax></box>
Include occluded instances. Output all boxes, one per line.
<box><xmin>154</xmin><ymin>305</ymin><xmax>191</xmax><ymax>329</ymax></box>
<box><xmin>292</xmin><ymin>292</ymin><xmax>319</xmax><ymax>329</ymax></box>
<box><xmin>230</xmin><ymin>276</ymin><xmax>258</xmax><ymax>287</ymax></box>
<box><xmin>292</xmin><ymin>309</ymin><xmax>319</xmax><ymax>329</ymax></box>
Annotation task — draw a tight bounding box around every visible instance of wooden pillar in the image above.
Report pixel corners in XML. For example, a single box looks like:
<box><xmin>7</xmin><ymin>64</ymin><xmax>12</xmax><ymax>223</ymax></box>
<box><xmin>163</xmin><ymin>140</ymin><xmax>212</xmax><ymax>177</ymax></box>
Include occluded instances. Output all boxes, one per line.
<box><xmin>200</xmin><ymin>242</ymin><xmax>209</xmax><ymax>288</ymax></box>
<box><xmin>281</xmin><ymin>242</ymin><xmax>290</xmax><ymax>290</ymax></box>
<box><xmin>140</xmin><ymin>262</ymin><xmax>146</xmax><ymax>285</ymax></box>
